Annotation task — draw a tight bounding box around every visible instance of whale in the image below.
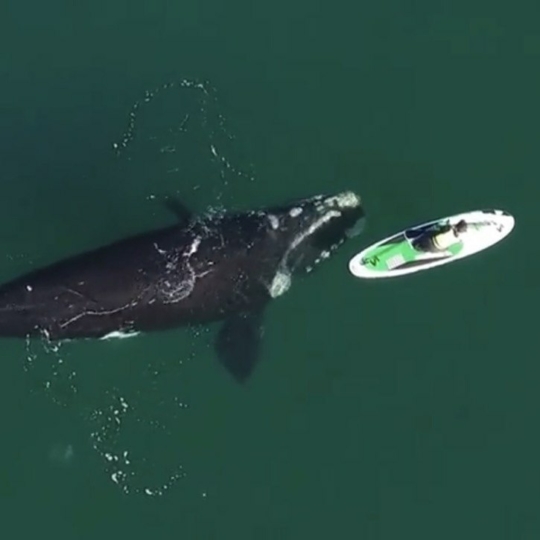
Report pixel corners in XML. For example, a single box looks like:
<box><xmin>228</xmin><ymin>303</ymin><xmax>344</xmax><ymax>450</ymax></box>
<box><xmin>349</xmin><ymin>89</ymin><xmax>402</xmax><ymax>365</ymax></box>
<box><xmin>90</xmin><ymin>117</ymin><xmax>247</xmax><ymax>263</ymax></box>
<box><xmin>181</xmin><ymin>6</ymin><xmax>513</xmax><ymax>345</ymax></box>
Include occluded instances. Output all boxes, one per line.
<box><xmin>0</xmin><ymin>191</ymin><xmax>365</xmax><ymax>381</ymax></box>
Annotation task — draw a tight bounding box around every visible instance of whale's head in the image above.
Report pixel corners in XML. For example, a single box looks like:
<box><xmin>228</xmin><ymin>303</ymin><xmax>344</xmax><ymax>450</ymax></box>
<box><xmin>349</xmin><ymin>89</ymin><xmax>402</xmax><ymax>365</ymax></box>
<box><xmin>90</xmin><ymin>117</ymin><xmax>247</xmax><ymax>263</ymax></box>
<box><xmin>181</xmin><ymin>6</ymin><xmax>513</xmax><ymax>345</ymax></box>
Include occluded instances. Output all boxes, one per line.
<box><xmin>263</xmin><ymin>191</ymin><xmax>365</xmax><ymax>296</ymax></box>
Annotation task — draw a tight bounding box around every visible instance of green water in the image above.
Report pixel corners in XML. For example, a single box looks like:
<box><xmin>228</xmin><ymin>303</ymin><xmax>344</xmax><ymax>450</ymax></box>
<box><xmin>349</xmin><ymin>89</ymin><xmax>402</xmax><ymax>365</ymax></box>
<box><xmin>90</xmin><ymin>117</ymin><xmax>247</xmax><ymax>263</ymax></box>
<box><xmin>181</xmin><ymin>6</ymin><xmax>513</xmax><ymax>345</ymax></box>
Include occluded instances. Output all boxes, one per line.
<box><xmin>1</xmin><ymin>0</ymin><xmax>538</xmax><ymax>538</ymax></box>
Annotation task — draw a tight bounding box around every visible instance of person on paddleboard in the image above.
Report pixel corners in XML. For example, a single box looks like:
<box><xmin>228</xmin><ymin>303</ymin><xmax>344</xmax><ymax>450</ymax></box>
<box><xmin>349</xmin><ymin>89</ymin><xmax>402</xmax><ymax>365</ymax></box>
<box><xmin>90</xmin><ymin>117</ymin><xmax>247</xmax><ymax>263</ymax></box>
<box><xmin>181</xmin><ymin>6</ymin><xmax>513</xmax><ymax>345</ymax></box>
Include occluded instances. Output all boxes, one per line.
<box><xmin>412</xmin><ymin>219</ymin><xmax>468</xmax><ymax>253</ymax></box>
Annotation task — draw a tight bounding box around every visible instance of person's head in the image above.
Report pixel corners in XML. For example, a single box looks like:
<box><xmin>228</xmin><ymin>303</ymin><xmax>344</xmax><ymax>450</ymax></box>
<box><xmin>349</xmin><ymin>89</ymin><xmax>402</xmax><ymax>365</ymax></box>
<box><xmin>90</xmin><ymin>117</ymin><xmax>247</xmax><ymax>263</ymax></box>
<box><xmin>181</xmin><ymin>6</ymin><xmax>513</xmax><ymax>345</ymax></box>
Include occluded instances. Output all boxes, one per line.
<box><xmin>453</xmin><ymin>219</ymin><xmax>468</xmax><ymax>234</ymax></box>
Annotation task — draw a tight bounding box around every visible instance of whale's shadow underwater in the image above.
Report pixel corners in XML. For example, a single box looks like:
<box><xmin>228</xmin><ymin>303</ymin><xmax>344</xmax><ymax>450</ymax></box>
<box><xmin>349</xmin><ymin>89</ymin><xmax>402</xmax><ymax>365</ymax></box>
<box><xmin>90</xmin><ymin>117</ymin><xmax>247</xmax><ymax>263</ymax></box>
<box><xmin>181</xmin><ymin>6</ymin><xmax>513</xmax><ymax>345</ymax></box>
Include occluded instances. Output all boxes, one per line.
<box><xmin>0</xmin><ymin>191</ymin><xmax>365</xmax><ymax>382</ymax></box>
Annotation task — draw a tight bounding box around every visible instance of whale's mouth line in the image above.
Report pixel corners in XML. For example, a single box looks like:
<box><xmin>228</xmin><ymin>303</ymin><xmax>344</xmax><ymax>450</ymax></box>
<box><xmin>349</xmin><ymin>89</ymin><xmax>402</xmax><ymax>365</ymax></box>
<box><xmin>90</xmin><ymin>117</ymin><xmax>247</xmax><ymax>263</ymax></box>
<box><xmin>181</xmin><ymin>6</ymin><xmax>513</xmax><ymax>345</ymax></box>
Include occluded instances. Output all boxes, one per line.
<box><xmin>268</xmin><ymin>191</ymin><xmax>363</xmax><ymax>286</ymax></box>
<box><xmin>289</xmin><ymin>210</ymin><xmax>342</xmax><ymax>254</ymax></box>
<box><xmin>279</xmin><ymin>209</ymin><xmax>343</xmax><ymax>273</ymax></box>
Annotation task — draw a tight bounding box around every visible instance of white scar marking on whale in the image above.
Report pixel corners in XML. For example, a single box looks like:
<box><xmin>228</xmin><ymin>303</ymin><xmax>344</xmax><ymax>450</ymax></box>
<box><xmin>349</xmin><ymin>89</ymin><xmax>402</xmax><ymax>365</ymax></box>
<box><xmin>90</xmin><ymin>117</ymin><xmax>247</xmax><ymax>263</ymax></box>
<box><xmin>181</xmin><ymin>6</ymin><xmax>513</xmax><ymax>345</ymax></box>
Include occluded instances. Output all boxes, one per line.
<box><xmin>59</xmin><ymin>303</ymin><xmax>136</xmax><ymax>330</ymax></box>
<box><xmin>268</xmin><ymin>215</ymin><xmax>279</xmax><ymax>230</ymax></box>
<box><xmin>153</xmin><ymin>243</ymin><xmax>167</xmax><ymax>255</ymax></box>
<box><xmin>100</xmin><ymin>330</ymin><xmax>140</xmax><ymax>340</ymax></box>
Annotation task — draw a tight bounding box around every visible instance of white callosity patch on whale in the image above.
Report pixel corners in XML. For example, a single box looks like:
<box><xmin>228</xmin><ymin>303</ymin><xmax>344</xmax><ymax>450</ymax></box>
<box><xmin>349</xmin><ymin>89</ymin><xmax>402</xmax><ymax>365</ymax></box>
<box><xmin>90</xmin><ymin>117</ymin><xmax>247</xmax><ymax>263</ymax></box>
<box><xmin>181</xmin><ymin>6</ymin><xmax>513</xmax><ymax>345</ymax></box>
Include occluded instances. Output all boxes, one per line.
<box><xmin>316</xmin><ymin>191</ymin><xmax>364</xmax><ymax>240</ymax></box>
<box><xmin>313</xmin><ymin>249</ymin><xmax>332</xmax><ymax>267</ymax></box>
<box><xmin>289</xmin><ymin>207</ymin><xmax>302</xmax><ymax>217</ymax></box>
<box><xmin>269</xmin><ymin>270</ymin><xmax>292</xmax><ymax>298</ymax></box>
<box><xmin>313</xmin><ymin>191</ymin><xmax>361</xmax><ymax>221</ymax></box>
<box><xmin>324</xmin><ymin>191</ymin><xmax>361</xmax><ymax>209</ymax></box>
<box><xmin>267</xmin><ymin>214</ymin><xmax>280</xmax><ymax>230</ymax></box>
<box><xmin>189</xmin><ymin>237</ymin><xmax>201</xmax><ymax>255</ymax></box>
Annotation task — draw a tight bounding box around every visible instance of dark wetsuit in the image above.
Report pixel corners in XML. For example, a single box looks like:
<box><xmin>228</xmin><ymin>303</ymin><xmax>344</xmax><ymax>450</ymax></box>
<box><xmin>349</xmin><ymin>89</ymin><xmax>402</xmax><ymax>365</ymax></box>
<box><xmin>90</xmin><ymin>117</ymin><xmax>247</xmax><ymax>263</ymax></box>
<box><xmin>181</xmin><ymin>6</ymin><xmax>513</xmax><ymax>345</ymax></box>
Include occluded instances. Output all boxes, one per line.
<box><xmin>411</xmin><ymin>224</ymin><xmax>454</xmax><ymax>253</ymax></box>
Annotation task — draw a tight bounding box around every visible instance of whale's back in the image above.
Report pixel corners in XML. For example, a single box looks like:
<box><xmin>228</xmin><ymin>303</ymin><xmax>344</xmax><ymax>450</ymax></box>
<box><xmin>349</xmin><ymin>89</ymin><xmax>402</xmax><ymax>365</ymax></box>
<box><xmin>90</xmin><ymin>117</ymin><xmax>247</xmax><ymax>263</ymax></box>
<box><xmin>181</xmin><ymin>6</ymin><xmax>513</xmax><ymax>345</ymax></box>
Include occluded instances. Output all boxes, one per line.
<box><xmin>0</xmin><ymin>215</ymin><xmax>277</xmax><ymax>339</ymax></box>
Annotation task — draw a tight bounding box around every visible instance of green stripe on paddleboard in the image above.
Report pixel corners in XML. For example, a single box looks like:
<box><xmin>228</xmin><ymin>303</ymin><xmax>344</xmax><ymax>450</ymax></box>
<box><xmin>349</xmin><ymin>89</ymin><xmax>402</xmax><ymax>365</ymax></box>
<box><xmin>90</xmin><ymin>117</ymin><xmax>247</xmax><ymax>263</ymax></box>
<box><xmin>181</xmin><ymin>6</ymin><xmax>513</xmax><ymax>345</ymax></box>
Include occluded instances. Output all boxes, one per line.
<box><xmin>447</xmin><ymin>242</ymin><xmax>464</xmax><ymax>256</ymax></box>
<box><xmin>361</xmin><ymin>238</ymin><xmax>464</xmax><ymax>272</ymax></box>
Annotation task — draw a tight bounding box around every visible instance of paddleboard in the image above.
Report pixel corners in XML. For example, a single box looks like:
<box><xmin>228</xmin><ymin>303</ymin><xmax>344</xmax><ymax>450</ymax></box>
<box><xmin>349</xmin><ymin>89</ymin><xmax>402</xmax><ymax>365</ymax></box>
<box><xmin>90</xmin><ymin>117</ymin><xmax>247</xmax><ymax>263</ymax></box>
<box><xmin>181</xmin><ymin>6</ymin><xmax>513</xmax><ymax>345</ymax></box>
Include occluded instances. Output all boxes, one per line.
<box><xmin>349</xmin><ymin>209</ymin><xmax>515</xmax><ymax>279</ymax></box>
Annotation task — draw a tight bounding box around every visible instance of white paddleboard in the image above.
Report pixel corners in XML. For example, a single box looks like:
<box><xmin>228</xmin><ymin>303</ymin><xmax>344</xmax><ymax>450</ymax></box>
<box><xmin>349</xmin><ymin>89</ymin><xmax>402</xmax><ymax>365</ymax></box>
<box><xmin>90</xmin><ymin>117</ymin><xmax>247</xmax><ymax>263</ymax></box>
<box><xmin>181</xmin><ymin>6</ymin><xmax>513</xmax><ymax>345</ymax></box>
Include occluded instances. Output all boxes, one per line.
<box><xmin>349</xmin><ymin>209</ymin><xmax>515</xmax><ymax>279</ymax></box>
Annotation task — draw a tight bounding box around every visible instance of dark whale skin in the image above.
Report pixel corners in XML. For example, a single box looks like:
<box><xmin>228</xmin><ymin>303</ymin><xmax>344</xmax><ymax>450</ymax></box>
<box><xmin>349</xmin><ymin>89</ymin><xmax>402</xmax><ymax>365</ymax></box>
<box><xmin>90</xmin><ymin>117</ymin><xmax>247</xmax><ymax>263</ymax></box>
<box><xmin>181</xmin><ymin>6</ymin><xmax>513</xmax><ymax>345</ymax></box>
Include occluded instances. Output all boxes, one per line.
<box><xmin>0</xmin><ymin>213</ymin><xmax>278</xmax><ymax>340</ymax></box>
<box><xmin>0</xmin><ymin>190</ymin><xmax>365</xmax><ymax>382</ymax></box>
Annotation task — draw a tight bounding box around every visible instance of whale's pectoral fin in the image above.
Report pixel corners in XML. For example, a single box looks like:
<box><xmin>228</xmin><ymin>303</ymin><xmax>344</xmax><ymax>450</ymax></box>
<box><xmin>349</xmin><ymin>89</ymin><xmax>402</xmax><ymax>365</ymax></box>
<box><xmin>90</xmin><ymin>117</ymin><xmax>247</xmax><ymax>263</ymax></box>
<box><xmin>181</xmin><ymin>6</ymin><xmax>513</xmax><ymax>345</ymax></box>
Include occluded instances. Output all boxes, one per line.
<box><xmin>215</xmin><ymin>310</ymin><xmax>265</xmax><ymax>383</ymax></box>
<box><xmin>162</xmin><ymin>196</ymin><xmax>193</xmax><ymax>226</ymax></box>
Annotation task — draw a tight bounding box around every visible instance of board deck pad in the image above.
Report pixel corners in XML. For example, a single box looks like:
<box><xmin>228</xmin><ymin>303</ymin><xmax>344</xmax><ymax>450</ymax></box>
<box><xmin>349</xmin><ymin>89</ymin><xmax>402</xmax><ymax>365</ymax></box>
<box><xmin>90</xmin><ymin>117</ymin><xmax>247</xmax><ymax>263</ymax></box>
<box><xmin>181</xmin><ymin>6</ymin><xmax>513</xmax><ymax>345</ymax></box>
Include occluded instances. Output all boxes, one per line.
<box><xmin>349</xmin><ymin>209</ymin><xmax>514</xmax><ymax>279</ymax></box>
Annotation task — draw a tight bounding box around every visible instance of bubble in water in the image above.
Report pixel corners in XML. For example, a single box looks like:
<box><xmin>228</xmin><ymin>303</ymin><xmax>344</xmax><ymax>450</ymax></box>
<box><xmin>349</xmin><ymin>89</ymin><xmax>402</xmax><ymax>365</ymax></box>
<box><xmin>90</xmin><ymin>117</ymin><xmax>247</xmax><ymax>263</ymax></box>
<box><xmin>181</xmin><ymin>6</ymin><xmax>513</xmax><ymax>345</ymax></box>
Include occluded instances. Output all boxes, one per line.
<box><xmin>48</xmin><ymin>443</ymin><xmax>75</xmax><ymax>467</ymax></box>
